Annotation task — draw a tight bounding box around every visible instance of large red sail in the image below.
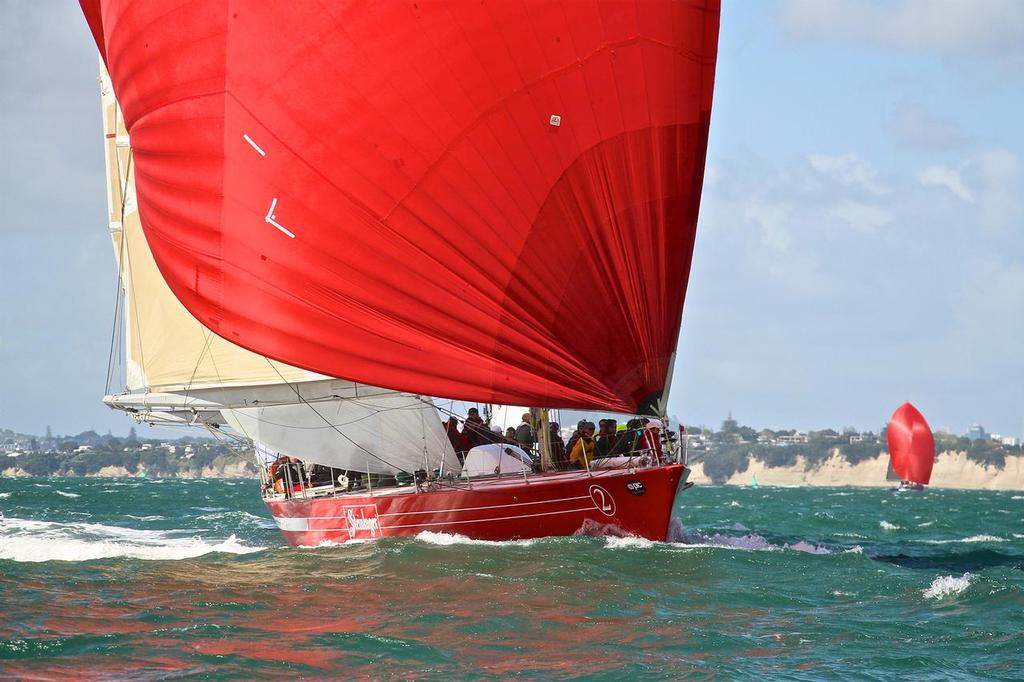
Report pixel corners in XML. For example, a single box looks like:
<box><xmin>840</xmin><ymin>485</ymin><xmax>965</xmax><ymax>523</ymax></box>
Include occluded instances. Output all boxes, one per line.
<box><xmin>887</xmin><ymin>402</ymin><xmax>935</xmax><ymax>485</ymax></box>
<box><xmin>80</xmin><ymin>1</ymin><xmax>720</xmax><ymax>413</ymax></box>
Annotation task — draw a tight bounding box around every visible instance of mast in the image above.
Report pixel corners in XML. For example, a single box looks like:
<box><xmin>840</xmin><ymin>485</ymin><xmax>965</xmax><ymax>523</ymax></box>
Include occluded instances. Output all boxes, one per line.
<box><xmin>532</xmin><ymin>407</ymin><xmax>553</xmax><ymax>471</ymax></box>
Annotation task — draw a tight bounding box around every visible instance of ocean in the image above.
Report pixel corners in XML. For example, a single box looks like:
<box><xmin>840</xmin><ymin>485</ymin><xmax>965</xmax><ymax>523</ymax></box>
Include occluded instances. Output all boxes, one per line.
<box><xmin>1</xmin><ymin>478</ymin><xmax>1021</xmax><ymax>680</ymax></box>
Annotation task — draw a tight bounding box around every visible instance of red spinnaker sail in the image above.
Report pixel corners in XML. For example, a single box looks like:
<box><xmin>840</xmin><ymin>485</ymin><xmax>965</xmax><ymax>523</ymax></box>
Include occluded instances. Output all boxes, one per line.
<box><xmin>80</xmin><ymin>1</ymin><xmax>720</xmax><ymax>413</ymax></box>
<box><xmin>887</xmin><ymin>402</ymin><xmax>935</xmax><ymax>485</ymax></box>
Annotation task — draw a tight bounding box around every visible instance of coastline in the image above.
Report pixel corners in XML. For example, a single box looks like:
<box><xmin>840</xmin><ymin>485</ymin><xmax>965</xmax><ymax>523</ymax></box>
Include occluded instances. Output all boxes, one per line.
<box><xmin>687</xmin><ymin>451</ymin><xmax>1024</xmax><ymax>490</ymax></box>
<box><xmin>4</xmin><ymin>451</ymin><xmax>1023</xmax><ymax>490</ymax></box>
<box><xmin>0</xmin><ymin>461</ymin><xmax>255</xmax><ymax>479</ymax></box>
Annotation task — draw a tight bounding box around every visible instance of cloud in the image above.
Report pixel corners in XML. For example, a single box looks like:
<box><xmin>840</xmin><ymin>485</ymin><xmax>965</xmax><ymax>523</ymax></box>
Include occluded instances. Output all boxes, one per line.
<box><xmin>778</xmin><ymin>0</ymin><xmax>1024</xmax><ymax>75</ymax></box>
<box><xmin>917</xmin><ymin>165</ymin><xmax>973</xmax><ymax>201</ymax></box>
<box><xmin>972</xmin><ymin>149</ymin><xmax>1023</xmax><ymax>232</ymax></box>
<box><xmin>806</xmin><ymin>153</ymin><xmax>887</xmax><ymax>195</ymax></box>
<box><xmin>916</xmin><ymin>150</ymin><xmax>1022</xmax><ymax>231</ymax></box>
<box><xmin>829</xmin><ymin>202</ymin><xmax>893</xmax><ymax>233</ymax></box>
<box><xmin>886</xmin><ymin>102</ymin><xmax>966</xmax><ymax>150</ymax></box>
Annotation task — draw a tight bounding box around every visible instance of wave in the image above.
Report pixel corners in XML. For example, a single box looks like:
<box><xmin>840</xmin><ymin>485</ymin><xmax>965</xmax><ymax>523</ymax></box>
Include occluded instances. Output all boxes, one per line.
<box><xmin>0</xmin><ymin>492</ymin><xmax>10</xmax><ymax>499</ymax></box>
<box><xmin>414</xmin><ymin>531</ymin><xmax>537</xmax><ymax>547</ymax></box>
<box><xmin>871</xmin><ymin>548</ymin><xmax>1024</xmax><ymax>572</ymax></box>
<box><xmin>675</xmin><ymin>531</ymin><xmax>832</xmax><ymax>555</ymax></box>
<box><xmin>196</xmin><ymin>510</ymin><xmax>277</xmax><ymax>528</ymax></box>
<box><xmin>924</xmin><ymin>535</ymin><xmax>1008</xmax><ymax>544</ymax></box>
<box><xmin>296</xmin><ymin>538</ymin><xmax>373</xmax><ymax>549</ymax></box>
<box><xmin>54</xmin><ymin>490</ymin><xmax>80</xmax><ymax>498</ymax></box>
<box><xmin>918</xmin><ymin>521</ymin><xmax>935</xmax><ymax>527</ymax></box>
<box><xmin>879</xmin><ymin>520</ymin><xmax>900</xmax><ymax>530</ymax></box>
<box><xmin>0</xmin><ymin>517</ymin><xmax>264</xmax><ymax>563</ymax></box>
<box><xmin>605</xmin><ymin>536</ymin><xmax>656</xmax><ymax>550</ymax></box>
<box><xmin>922</xmin><ymin>573</ymin><xmax>974</xmax><ymax>600</ymax></box>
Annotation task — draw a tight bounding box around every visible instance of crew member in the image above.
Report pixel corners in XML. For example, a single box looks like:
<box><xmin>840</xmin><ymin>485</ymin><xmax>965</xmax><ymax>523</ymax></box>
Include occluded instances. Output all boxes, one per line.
<box><xmin>569</xmin><ymin>421</ymin><xmax>597</xmax><ymax>468</ymax></box>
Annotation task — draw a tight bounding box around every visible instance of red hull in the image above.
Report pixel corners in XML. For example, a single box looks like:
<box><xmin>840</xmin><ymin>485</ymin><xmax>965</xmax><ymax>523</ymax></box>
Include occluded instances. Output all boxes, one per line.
<box><xmin>265</xmin><ymin>465</ymin><xmax>687</xmax><ymax>546</ymax></box>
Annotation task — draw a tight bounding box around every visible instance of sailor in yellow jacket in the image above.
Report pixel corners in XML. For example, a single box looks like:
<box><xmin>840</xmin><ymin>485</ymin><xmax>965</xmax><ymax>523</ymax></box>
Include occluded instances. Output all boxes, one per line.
<box><xmin>569</xmin><ymin>421</ymin><xmax>597</xmax><ymax>468</ymax></box>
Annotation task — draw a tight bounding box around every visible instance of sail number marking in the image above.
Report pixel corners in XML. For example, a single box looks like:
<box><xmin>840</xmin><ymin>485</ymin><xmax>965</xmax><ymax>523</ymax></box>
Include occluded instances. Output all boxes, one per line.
<box><xmin>265</xmin><ymin>197</ymin><xmax>296</xmax><ymax>239</ymax></box>
<box><xmin>589</xmin><ymin>485</ymin><xmax>616</xmax><ymax>516</ymax></box>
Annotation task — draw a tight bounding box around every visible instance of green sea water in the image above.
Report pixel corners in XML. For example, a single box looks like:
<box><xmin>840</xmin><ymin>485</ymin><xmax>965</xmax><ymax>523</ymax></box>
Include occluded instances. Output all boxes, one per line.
<box><xmin>1</xmin><ymin>477</ymin><xmax>1022</xmax><ymax>680</ymax></box>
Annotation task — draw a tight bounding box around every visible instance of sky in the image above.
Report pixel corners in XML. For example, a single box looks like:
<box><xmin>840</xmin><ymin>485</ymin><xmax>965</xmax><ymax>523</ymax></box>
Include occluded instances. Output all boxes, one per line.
<box><xmin>0</xmin><ymin>1</ymin><xmax>1021</xmax><ymax>439</ymax></box>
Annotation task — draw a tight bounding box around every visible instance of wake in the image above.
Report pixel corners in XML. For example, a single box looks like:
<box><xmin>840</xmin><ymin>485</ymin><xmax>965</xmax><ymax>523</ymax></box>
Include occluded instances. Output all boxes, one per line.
<box><xmin>0</xmin><ymin>516</ymin><xmax>265</xmax><ymax>563</ymax></box>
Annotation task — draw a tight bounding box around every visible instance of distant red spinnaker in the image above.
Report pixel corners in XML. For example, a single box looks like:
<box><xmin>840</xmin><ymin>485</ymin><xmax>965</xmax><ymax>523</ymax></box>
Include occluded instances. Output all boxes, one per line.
<box><xmin>887</xmin><ymin>402</ymin><xmax>935</xmax><ymax>485</ymax></box>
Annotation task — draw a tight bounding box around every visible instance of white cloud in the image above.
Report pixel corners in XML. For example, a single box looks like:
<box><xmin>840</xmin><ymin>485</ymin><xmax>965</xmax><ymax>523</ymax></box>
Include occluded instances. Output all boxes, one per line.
<box><xmin>806</xmin><ymin>153</ymin><xmax>886</xmax><ymax>195</ymax></box>
<box><xmin>886</xmin><ymin>102</ymin><xmax>965</xmax><ymax>150</ymax></box>
<box><xmin>973</xmin><ymin>149</ymin><xmax>1023</xmax><ymax>232</ymax></box>
<box><xmin>829</xmin><ymin>202</ymin><xmax>893</xmax><ymax>233</ymax></box>
<box><xmin>778</xmin><ymin>0</ymin><xmax>1024</xmax><ymax>74</ymax></box>
<box><xmin>917</xmin><ymin>165</ymin><xmax>973</xmax><ymax>201</ymax></box>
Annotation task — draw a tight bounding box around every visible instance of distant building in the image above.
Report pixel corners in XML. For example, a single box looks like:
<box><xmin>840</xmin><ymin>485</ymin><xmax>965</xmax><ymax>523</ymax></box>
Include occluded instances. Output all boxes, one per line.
<box><xmin>776</xmin><ymin>433</ymin><xmax>808</xmax><ymax>445</ymax></box>
<box><xmin>966</xmin><ymin>424</ymin><xmax>987</xmax><ymax>441</ymax></box>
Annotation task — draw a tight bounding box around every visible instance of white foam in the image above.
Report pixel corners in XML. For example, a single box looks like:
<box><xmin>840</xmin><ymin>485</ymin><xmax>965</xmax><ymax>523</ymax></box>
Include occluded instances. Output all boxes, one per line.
<box><xmin>728</xmin><ymin>501</ymin><xmax>741</xmax><ymax>507</ymax></box>
<box><xmin>917</xmin><ymin>521</ymin><xmax>934</xmax><ymax>527</ymax></box>
<box><xmin>785</xmin><ymin>540</ymin><xmax>832</xmax><ymax>555</ymax></box>
<box><xmin>1011</xmin><ymin>495</ymin><xmax>1023</xmax><ymax>500</ymax></box>
<box><xmin>604</xmin><ymin>535</ymin><xmax>655</xmax><ymax>550</ymax></box>
<box><xmin>923</xmin><ymin>573</ymin><xmax>974</xmax><ymax>600</ymax></box>
<box><xmin>297</xmin><ymin>538</ymin><xmax>372</xmax><ymax>548</ymax></box>
<box><xmin>962</xmin><ymin>534</ymin><xmax>1007</xmax><ymax>543</ymax></box>
<box><xmin>0</xmin><ymin>516</ymin><xmax>264</xmax><ymax>563</ymax></box>
<box><xmin>54</xmin><ymin>490</ymin><xmax>80</xmax><ymax>498</ymax></box>
<box><xmin>0</xmin><ymin>492</ymin><xmax>11</xmax><ymax>499</ymax></box>
<box><xmin>879</xmin><ymin>520</ymin><xmax>900</xmax><ymax>530</ymax></box>
<box><xmin>674</xmin><ymin>532</ymin><xmax>831</xmax><ymax>555</ymax></box>
<box><xmin>196</xmin><ymin>510</ymin><xmax>276</xmax><ymax>528</ymax></box>
<box><xmin>842</xmin><ymin>546</ymin><xmax>864</xmax><ymax>554</ymax></box>
<box><xmin>414</xmin><ymin>531</ymin><xmax>536</xmax><ymax>547</ymax></box>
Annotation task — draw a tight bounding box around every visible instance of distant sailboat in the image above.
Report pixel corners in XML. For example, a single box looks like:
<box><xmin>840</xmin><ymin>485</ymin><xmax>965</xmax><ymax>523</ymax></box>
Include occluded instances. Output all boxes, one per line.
<box><xmin>887</xmin><ymin>402</ymin><xmax>935</xmax><ymax>491</ymax></box>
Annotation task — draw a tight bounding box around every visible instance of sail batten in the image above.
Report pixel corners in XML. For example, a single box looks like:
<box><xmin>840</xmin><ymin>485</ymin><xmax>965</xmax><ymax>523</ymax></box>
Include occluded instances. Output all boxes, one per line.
<box><xmin>84</xmin><ymin>0</ymin><xmax>721</xmax><ymax>414</ymax></box>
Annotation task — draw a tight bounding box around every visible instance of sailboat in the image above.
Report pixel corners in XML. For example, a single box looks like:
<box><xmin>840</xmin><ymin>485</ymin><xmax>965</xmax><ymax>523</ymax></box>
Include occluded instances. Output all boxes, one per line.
<box><xmin>887</xmin><ymin>402</ymin><xmax>935</xmax><ymax>492</ymax></box>
<box><xmin>81</xmin><ymin>1</ymin><xmax>720</xmax><ymax>544</ymax></box>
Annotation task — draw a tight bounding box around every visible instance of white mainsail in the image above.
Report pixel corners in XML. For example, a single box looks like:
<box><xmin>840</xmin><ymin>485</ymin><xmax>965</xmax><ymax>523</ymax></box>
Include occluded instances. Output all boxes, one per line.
<box><xmin>99</xmin><ymin>64</ymin><xmax>458</xmax><ymax>475</ymax></box>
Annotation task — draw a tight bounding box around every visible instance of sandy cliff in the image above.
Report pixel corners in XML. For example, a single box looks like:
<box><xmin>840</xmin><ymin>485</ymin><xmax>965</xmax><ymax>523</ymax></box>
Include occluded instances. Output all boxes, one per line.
<box><xmin>688</xmin><ymin>451</ymin><xmax>1024</xmax><ymax>490</ymax></box>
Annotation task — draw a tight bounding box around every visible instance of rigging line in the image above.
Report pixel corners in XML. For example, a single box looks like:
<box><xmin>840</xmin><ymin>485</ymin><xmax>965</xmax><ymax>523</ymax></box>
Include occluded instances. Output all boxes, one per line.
<box><xmin>229</xmin><ymin>402</ymin><xmax>429</xmax><ymax>431</ymax></box>
<box><xmin>117</xmin><ymin>153</ymin><xmax>150</xmax><ymax>387</ymax></box>
<box><xmin>264</xmin><ymin>360</ymin><xmax>410</xmax><ymax>473</ymax></box>
<box><xmin>103</xmin><ymin>104</ymin><xmax>130</xmax><ymax>395</ymax></box>
<box><xmin>104</xmin><ymin>271</ymin><xmax>124</xmax><ymax>396</ymax></box>
<box><xmin>181</xmin><ymin>328</ymin><xmax>217</xmax><ymax>406</ymax></box>
<box><xmin>105</xmin><ymin>104</ymin><xmax>132</xmax><ymax>396</ymax></box>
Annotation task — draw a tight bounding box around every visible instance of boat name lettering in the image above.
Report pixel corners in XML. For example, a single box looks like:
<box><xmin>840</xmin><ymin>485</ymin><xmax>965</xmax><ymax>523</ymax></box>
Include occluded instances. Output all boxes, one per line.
<box><xmin>344</xmin><ymin>505</ymin><xmax>381</xmax><ymax>540</ymax></box>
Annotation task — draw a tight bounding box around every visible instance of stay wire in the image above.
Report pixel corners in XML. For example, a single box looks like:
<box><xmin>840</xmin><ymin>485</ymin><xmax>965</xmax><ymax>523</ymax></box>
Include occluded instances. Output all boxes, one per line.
<box><xmin>264</xmin><ymin>361</ymin><xmax>410</xmax><ymax>473</ymax></box>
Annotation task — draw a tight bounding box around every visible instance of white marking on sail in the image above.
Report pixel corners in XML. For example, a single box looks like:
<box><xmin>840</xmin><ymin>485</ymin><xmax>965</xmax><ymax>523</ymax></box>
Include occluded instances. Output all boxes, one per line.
<box><xmin>243</xmin><ymin>133</ymin><xmax>267</xmax><ymax>156</ymax></box>
<box><xmin>265</xmin><ymin>197</ymin><xmax>296</xmax><ymax>238</ymax></box>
